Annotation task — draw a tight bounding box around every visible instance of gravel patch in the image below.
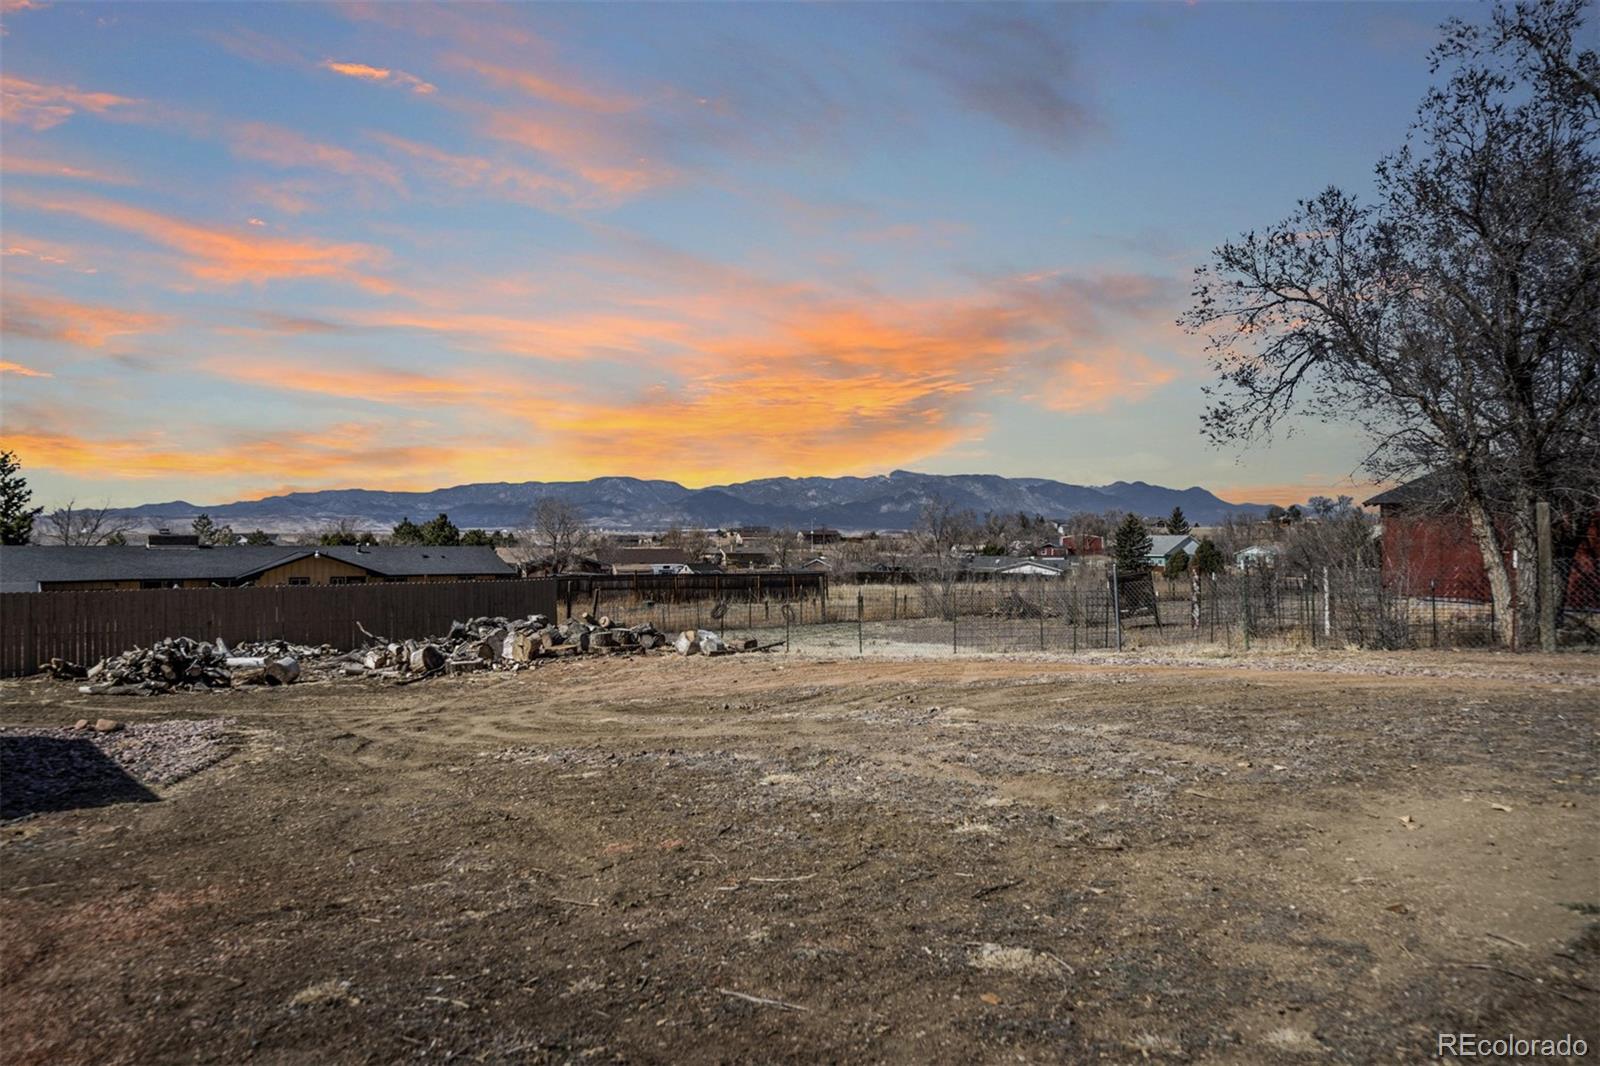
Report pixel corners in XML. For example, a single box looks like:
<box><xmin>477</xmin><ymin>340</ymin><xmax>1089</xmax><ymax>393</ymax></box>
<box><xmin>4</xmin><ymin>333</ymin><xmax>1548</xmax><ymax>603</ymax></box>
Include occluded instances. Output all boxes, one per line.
<box><xmin>0</xmin><ymin>718</ymin><xmax>236</xmax><ymax>821</ymax></box>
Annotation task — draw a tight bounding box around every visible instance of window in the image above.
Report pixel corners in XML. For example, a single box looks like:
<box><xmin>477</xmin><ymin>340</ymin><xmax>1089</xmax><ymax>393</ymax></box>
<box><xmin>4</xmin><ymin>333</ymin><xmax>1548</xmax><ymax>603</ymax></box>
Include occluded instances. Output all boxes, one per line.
<box><xmin>287</xmin><ymin>576</ymin><xmax>311</xmax><ymax>586</ymax></box>
<box><xmin>329</xmin><ymin>576</ymin><xmax>366</xmax><ymax>585</ymax></box>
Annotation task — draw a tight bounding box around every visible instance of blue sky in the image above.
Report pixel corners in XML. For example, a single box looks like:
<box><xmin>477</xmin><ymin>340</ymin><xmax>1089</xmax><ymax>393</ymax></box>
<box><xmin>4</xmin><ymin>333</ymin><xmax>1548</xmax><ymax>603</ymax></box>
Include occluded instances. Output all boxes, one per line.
<box><xmin>1</xmin><ymin>1</ymin><xmax>1478</xmax><ymax>508</ymax></box>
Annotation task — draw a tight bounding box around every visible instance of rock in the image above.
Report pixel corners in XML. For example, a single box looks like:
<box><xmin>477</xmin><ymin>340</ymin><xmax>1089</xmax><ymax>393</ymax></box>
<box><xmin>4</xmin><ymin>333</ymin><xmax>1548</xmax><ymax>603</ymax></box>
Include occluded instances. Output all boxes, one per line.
<box><xmin>93</xmin><ymin>718</ymin><xmax>124</xmax><ymax>733</ymax></box>
<box><xmin>72</xmin><ymin>718</ymin><xmax>89</xmax><ymax>731</ymax></box>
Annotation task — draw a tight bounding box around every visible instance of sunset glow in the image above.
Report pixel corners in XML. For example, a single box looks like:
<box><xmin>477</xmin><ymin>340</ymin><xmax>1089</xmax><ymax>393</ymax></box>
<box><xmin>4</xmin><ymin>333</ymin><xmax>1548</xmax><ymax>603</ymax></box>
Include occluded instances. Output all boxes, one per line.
<box><xmin>0</xmin><ymin>2</ymin><xmax>1451</xmax><ymax>507</ymax></box>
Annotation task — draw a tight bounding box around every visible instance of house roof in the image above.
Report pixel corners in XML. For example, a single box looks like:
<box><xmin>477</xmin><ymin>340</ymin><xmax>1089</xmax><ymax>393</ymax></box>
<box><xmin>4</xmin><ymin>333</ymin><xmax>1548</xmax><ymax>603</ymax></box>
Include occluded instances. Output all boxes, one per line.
<box><xmin>313</xmin><ymin>545</ymin><xmax>516</xmax><ymax>577</ymax></box>
<box><xmin>1363</xmin><ymin>471</ymin><xmax>1456</xmax><ymax>507</ymax></box>
<box><xmin>1146</xmin><ymin>534</ymin><xmax>1197</xmax><ymax>558</ymax></box>
<box><xmin>608</xmin><ymin>547</ymin><xmax>693</xmax><ymax>565</ymax></box>
<box><xmin>0</xmin><ymin>545</ymin><xmax>515</xmax><ymax>587</ymax></box>
<box><xmin>964</xmin><ymin>555</ymin><xmax>1070</xmax><ymax>574</ymax></box>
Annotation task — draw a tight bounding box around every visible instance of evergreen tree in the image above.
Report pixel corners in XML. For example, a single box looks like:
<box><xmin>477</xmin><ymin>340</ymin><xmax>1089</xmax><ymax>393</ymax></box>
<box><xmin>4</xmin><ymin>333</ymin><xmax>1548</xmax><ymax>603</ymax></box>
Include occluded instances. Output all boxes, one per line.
<box><xmin>1193</xmin><ymin>538</ymin><xmax>1225</xmax><ymax>575</ymax></box>
<box><xmin>0</xmin><ymin>450</ymin><xmax>42</xmax><ymax>545</ymax></box>
<box><xmin>106</xmin><ymin>530</ymin><xmax>128</xmax><ymax>546</ymax></box>
<box><xmin>391</xmin><ymin>517</ymin><xmax>423</xmax><ymax>544</ymax></box>
<box><xmin>1112</xmin><ymin>513</ymin><xmax>1153</xmax><ymax>572</ymax></box>
<box><xmin>418</xmin><ymin>512</ymin><xmax>461</xmax><ymax>546</ymax></box>
<box><xmin>191</xmin><ymin>513</ymin><xmax>234</xmax><ymax>545</ymax></box>
<box><xmin>460</xmin><ymin>528</ymin><xmax>493</xmax><ymax>546</ymax></box>
<box><xmin>1164</xmin><ymin>550</ymin><xmax>1191</xmax><ymax>579</ymax></box>
<box><xmin>1166</xmin><ymin>506</ymin><xmax>1191</xmax><ymax>535</ymax></box>
<box><xmin>244</xmin><ymin>529</ymin><xmax>274</xmax><ymax>545</ymax></box>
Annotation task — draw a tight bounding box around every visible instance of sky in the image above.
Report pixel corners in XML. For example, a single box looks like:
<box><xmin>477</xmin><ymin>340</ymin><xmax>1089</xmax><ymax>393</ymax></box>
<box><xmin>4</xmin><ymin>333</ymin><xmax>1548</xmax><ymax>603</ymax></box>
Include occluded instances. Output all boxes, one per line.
<box><xmin>1</xmin><ymin>1</ymin><xmax>1482</xmax><ymax>510</ymax></box>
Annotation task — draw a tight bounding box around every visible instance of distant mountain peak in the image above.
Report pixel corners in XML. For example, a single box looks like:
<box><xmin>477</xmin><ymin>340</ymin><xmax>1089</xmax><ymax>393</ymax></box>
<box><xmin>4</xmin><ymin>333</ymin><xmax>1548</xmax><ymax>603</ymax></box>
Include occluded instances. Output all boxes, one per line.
<box><xmin>98</xmin><ymin>473</ymin><xmax>1270</xmax><ymax>533</ymax></box>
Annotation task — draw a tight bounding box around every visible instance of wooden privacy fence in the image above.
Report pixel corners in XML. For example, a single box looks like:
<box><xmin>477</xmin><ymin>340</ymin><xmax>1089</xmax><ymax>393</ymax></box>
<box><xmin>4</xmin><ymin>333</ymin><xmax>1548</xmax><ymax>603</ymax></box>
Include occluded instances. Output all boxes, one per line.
<box><xmin>554</xmin><ymin>571</ymin><xmax>828</xmax><ymax>616</ymax></box>
<box><xmin>0</xmin><ymin>579</ymin><xmax>558</xmax><ymax>677</ymax></box>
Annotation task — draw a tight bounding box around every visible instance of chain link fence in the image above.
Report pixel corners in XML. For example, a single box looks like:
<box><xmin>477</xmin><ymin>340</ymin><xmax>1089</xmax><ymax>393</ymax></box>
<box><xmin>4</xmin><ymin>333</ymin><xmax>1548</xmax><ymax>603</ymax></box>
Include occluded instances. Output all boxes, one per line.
<box><xmin>565</xmin><ymin>559</ymin><xmax>1599</xmax><ymax>656</ymax></box>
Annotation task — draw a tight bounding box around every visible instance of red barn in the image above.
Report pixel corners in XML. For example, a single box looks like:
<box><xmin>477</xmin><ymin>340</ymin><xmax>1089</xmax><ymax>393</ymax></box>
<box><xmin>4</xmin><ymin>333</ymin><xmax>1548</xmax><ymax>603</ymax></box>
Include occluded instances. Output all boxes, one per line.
<box><xmin>1061</xmin><ymin>534</ymin><xmax>1104</xmax><ymax>556</ymax></box>
<box><xmin>1366</xmin><ymin>476</ymin><xmax>1599</xmax><ymax>610</ymax></box>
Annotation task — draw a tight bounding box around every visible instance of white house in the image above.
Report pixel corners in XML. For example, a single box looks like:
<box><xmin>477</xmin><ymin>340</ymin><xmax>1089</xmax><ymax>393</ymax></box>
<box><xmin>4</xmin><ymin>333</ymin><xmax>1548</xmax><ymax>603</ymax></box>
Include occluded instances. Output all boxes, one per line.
<box><xmin>1145</xmin><ymin>534</ymin><xmax>1198</xmax><ymax>568</ymax></box>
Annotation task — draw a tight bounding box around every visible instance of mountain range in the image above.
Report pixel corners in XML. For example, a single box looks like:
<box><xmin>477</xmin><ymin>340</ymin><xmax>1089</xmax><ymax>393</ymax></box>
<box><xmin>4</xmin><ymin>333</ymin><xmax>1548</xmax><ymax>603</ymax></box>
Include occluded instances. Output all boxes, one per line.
<box><xmin>101</xmin><ymin>471</ymin><xmax>1270</xmax><ymax>534</ymax></box>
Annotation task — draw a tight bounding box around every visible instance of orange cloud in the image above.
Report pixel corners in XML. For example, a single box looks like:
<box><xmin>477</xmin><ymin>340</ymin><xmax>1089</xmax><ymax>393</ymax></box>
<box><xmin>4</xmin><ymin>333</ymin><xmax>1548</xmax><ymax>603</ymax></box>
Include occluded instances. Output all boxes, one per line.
<box><xmin>0</xmin><ymin>359</ymin><xmax>52</xmax><ymax>377</ymax></box>
<box><xmin>229</xmin><ymin>121</ymin><xmax>404</xmax><ymax>190</ymax></box>
<box><xmin>451</xmin><ymin>56</ymin><xmax>635</xmax><ymax>114</ymax></box>
<box><xmin>1</xmin><ymin>153</ymin><xmax>132</xmax><ymax>184</ymax></box>
<box><xmin>479</xmin><ymin>110</ymin><xmax>671</xmax><ymax>198</ymax></box>
<box><xmin>339</xmin><ymin>307</ymin><xmax>687</xmax><ymax>361</ymax></box>
<box><xmin>11</xmin><ymin>191</ymin><xmax>389</xmax><ymax>289</ymax></box>
<box><xmin>370</xmin><ymin>132</ymin><xmax>573</xmax><ymax>205</ymax></box>
<box><xmin>0</xmin><ymin>292</ymin><xmax>172</xmax><ymax>348</ymax></box>
<box><xmin>1210</xmin><ymin>480</ymin><xmax>1375</xmax><ymax>508</ymax></box>
<box><xmin>0</xmin><ymin>75</ymin><xmax>139</xmax><ymax>130</ymax></box>
<box><xmin>1040</xmin><ymin>348</ymin><xmax>1176</xmax><ymax>412</ymax></box>
<box><xmin>205</xmin><ymin>359</ymin><xmax>490</xmax><ymax>407</ymax></box>
<box><xmin>322</xmin><ymin>58</ymin><xmax>436</xmax><ymax>94</ymax></box>
<box><xmin>7</xmin><ymin>421</ymin><xmax>450</xmax><ymax>486</ymax></box>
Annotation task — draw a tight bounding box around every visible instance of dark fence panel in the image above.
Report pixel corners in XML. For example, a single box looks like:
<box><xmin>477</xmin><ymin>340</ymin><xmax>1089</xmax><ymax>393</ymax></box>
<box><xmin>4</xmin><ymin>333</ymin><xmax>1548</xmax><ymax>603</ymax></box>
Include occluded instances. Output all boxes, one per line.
<box><xmin>554</xmin><ymin>571</ymin><xmax>828</xmax><ymax>616</ymax></box>
<box><xmin>0</xmin><ymin>579</ymin><xmax>557</xmax><ymax>677</ymax></box>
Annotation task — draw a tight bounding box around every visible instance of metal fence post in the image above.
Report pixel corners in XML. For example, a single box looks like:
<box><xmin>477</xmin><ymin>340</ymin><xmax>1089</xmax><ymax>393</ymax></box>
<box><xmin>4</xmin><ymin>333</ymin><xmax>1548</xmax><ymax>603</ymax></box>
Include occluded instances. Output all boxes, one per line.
<box><xmin>1430</xmin><ymin>578</ymin><xmax>1438</xmax><ymax>647</ymax></box>
<box><xmin>857</xmin><ymin>591</ymin><xmax>864</xmax><ymax>655</ymax></box>
<box><xmin>1110</xmin><ymin>569</ymin><xmax>1122</xmax><ymax>651</ymax></box>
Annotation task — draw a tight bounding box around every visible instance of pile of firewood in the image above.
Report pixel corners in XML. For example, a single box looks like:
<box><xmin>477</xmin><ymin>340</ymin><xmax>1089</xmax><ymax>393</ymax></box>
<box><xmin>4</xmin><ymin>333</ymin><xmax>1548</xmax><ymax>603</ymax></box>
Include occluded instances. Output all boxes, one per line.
<box><xmin>347</xmin><ymin>612</ymin><xmax>670</xmax><ymax>679</ymax></box>
<box><xmin>59</xmin><ymin>636</ymin><xmax>329</xmax><ymax>695</ymax></box>
<box><xmin>44</xmin><ymin>609</ymin><xmax>781</xmax><ymax>695</ymax></box>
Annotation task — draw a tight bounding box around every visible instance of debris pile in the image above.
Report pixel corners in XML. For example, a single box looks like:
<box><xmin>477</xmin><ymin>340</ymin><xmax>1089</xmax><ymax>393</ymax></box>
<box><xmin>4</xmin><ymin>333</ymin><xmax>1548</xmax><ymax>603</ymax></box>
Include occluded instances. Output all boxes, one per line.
<box><xmin>45</xmin><ymin>609</ymin><xmax>780</xmax><ymax>695</ymax></box>
<box><xmin>62</xmin><ymin>636</ymin><xmax>327</xmax><ymax>695</ymax></box>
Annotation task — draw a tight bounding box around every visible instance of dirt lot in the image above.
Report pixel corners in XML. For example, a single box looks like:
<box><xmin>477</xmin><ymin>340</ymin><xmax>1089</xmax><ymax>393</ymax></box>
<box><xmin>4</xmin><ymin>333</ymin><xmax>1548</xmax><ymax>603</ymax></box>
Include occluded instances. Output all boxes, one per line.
<box><xmin>2</xmin><ymin>650</ymin><xmax>1596</xmax><ymax>1064</ymax></box>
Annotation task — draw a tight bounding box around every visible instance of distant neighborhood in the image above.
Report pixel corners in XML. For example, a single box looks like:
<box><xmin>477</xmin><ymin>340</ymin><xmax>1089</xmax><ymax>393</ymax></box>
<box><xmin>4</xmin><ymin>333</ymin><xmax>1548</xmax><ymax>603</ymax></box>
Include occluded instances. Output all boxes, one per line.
<box><xmin>1</xmin><ymin>453</ymin><xmax>1595</xmax><ymax>623</ymax></box>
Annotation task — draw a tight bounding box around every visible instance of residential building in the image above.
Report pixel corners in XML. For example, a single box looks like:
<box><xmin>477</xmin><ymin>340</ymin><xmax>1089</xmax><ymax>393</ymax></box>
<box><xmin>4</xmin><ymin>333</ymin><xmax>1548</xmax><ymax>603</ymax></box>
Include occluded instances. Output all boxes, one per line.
<box><xmin>1365</xmin><ymin>475</ymin><xmax>1599</xmax><ymax>606</ymax></box>
<box><xmin>1145</xmin><ymin>535</ymin><xmax>1198</xmax><ymax>569</ymax></box>
<box><xmin>0</xmin><ymin>544</ymin><xmax>517</xmax><ymax>592</ymax></box>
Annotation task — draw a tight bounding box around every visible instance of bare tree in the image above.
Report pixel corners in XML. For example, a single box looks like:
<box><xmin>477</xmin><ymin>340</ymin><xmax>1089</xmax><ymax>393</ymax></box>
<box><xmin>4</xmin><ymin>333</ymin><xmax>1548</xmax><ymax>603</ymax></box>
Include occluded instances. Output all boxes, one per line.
<box><xmin>524</xmin><ymin>497</ymin><xmax>592</xmax><ymax>573</ymax></box>
<box><xmin>915</xmin><ymin>495</ymin><xmax>978</xmax><ymax>620</ymax></box>
<box><xmin>770</xmin><ymin>527</ymin><xmax>800</xmax><ymax>569</ymax></box>
<box><xmin>1185</xmin><ymin>0</ymin><xmax>1599</xmax><ymax>645</ymax></box>
<box><xmin>43</xmin><ymin>500</ymin><xmax>131</xmax><ymax>546</ymax></box>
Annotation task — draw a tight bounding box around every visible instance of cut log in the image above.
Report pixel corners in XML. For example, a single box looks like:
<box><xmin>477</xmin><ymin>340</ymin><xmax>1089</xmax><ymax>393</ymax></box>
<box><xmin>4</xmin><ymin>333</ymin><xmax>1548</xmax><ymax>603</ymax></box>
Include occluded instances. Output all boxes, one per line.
<box><xmin>409</xmin><ymin>645</ymin><xmax>446</xmax><ymax>673</ymax></box>
<box><xmin>265</xmin><ymin>658</ymin><xmax>300</xmax><ymax>685</ymax></box>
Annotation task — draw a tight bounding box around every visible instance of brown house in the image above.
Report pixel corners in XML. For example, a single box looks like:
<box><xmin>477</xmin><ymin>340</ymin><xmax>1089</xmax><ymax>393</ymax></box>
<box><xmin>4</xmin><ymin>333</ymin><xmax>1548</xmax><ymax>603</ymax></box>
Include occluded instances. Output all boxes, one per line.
<box><xmin>0</xmin><ymin>545</ymin><xmax>516</xmax><ymax>592</ymax></box>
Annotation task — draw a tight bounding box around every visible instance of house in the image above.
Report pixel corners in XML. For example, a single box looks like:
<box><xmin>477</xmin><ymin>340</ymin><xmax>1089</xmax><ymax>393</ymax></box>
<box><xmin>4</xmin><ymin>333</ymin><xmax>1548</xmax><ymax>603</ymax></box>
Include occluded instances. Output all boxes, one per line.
<box><xmin>1365</xmin><ymin>474</ymin><xmax>1600</xmax><ymax>607</ymax></box>
<box><xmin>1145</xmin><ymin>535</ymin><xmax>1197</xmax><ymax>569</ymax></box>
<box><xmin>717</xmin><ymin>548</ymin><xmax>774</xmax><ymax>570</ymax></box>
<box><xmin>1234</xmin><ymin>545</ymin><xmax>1281</xmax><ymax>569</ymax></box>
<box><xmin>801</xmin><ymin>528</ymin><xmax>843</xmax><ymax>546</ymax></box>
<box><xmin>1060</xmin><ymin>534</ymin><xmax>1104</xmax><ymax>556</ymax></box>
<box><xmin>606</xmin><ymin>547</ymin><xmax>696</xmax><ymax>575</ymax></box>
<box><xmin>964</xmin><ymin>556</ymin><xmax>1071</xmax><ymax>578</ymax></box>
<box><xmin>0</xmin><ymin>544</ymin><xmax>517</xmax><ymax>591</ymax></box>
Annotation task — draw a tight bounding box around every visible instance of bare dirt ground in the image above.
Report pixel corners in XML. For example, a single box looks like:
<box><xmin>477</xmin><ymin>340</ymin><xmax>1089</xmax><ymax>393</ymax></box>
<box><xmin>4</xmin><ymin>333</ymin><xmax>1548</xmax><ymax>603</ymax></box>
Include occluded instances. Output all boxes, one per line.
<box><xmin>2</xmin><ymin>649</ymin><xmax>1596</xmax><ymax>1064</ymax></box>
